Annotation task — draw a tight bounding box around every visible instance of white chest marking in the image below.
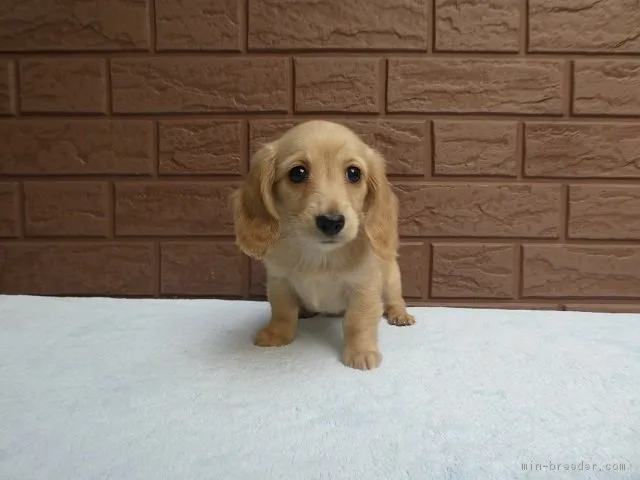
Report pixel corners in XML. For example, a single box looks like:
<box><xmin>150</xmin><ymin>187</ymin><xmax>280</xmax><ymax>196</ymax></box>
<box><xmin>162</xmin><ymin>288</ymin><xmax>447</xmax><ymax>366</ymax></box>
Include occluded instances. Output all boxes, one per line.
<box><xmin>292</xmin><ymin>273</ymin><xmax>349</xmax><ymax>315</ymax></box>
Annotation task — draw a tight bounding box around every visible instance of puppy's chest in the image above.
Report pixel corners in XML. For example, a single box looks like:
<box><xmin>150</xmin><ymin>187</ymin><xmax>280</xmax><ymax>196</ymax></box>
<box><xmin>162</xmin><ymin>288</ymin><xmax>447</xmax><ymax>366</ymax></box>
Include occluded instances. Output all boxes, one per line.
<box><xmin>290</xmin><ymin>272</ymin><xmax>350</xmax><ymax>315</ymax></box>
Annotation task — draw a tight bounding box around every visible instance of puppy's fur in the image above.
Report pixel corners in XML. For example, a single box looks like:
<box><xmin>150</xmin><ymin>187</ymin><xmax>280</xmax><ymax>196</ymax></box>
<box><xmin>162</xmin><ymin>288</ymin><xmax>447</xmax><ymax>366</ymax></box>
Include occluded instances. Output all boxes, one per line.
<box><xmin>231</xmin><ymin>120</ymin><xmax>415</xmax><ymax>370</ymax></box>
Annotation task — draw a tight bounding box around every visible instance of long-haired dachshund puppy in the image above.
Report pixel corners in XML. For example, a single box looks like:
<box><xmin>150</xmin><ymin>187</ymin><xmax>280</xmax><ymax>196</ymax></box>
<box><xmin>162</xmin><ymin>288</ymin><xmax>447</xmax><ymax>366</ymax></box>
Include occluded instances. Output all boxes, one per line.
<box><xmin>231</xmin><ymin>120</ymin><xmax>415</xmax><ymax>370</ymax></box>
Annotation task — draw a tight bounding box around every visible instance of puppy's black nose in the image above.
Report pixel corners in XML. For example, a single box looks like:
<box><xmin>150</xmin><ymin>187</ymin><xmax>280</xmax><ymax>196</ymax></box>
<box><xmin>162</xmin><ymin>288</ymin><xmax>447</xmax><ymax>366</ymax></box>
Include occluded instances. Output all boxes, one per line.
<box><xmin>315</xmin><ymin>214</ymin><xmax>345</xmax><ymax>237</ymax></box>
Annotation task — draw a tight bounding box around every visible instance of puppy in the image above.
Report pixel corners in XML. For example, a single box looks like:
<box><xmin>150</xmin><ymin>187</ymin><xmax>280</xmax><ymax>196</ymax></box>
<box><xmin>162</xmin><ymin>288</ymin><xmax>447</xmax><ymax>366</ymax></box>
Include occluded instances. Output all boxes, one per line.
<box><xmin>231</xmin><ymin>120</ymin><xmax>415</xmax><ymax>370</ymax></box>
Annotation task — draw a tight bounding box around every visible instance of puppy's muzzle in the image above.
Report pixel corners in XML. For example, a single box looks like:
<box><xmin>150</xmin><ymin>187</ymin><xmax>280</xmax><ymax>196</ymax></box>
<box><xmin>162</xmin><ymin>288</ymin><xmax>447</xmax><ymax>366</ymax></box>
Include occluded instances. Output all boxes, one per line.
<box><xmin>315</xmin><ymin>214</ymin><xmax>345</xmax><ymax>237</ymax></box>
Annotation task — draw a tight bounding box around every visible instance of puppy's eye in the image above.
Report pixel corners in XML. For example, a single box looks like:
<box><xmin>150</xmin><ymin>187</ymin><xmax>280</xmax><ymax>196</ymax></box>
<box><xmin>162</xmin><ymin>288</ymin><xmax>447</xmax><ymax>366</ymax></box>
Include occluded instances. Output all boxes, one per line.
<box><xmin>288</xmin><ymin>165</ymin><xmax>309</xmax><ymax>184</ymax></box>
<box><xmin>346</xmin><ymin>166</ymin><xmax>362</xmax><ymax>184</ymax></box>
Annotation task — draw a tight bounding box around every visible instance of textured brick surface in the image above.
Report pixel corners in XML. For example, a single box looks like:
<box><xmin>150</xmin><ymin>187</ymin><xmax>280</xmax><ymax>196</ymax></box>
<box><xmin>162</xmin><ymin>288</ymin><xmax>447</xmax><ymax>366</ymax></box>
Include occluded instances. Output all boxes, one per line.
<box><xmin>388</xmin><ymin>59</ymin><xmax>564</xmax><ymax>114</ymax></box>
<box><xmin>159</xmin><ymin>120</ymin><xmax>243</xmax><ymax>175</ymax></box>
<box><xmin>294</xmin><ymin>58</ymin><xmax>380</xmax><ymax>113</ymax></box>
<box><xmin>111</xmin><ymin>58</ymin><xmax>289</xmax><ymax>113</ymax></box>
<box><xmin>573</xmin><ymin>61</ymin><xmax>640</xmax><ymax>116</ymax></box>
<box><xmin>0</xmin><ymin>121</ymin><xmax>153</xmax><ymax>175</ymax></box>
<box><xmin>397</xmin><ymin>243</ymin><xmax>429</xmax><ymax>299</ymax></box>
<box><xmin>523</xmin><ymin>246</ymin><xmax>640</xmax><ymax>298</ymax></box>
<box><xmin>0</xmin><ymin>183</ymin><xmax>19</xmax><ymax>237</ymax></box>
<box><xmin>569</xmin><ymin>186</ymin><xmax>640</xmax><ymax>240</ymax></box>
<box><xmin>0</xmin><ymin>61</ymin><xmax>13</xmax><ymax>114</ymax></box>
<box><xmin>249</xmin><ymin>260</ymin><xmax>267</xmax><ymax>298</ymax></box>
<box><xmin>525</xmin><ymin>123</ymin><xmax>640</xmax><ymax>178</ymax></box>
<box><xmin>156</xmin><ymin>0</ymin><xmax>240</xmax><ymax>51</ymax></box>
<box><xmin>396</xmin><ymin>184</ymin><xmax>560</xmax><ymax>237</ymax></box>
<box><xmin>248</xmin><ymin>0</ymin><xmax>428</xmax><ymax>51</ymax></box>
<box><xmin>19</xmin><ymin>58</ymin><xmax>106</xmax><ymax>113</ymax></box>
<box><xmin>529</xmin><ymin>0</ymin><xmax>640</xmax><ymax>53</ymax></box>
<box><xmin>0</xmin><ymin>244</ymin><xmax>154</xmax><ymax>295</ymax></box>
<box><xmin>248</xmin><ymin>119</ymin><xmax>297</xmax><ymax>155</ymax></box>
<box><xmin>564</xmin><ymin>304</ymin><xmax>640</xmax><ymax>314</ymax></box>
<box><xmin>434</xmin><ymin>121</ymin><xmax>518</xmax><ymax>176</ymax></box>
<box><xmin>0</xmin><ymin>0</ymin><xmax>150</xmax><ymax>51</ymax></box>
<box><xmin>435</xmin><ymin>0</ymin><xmax>519</xmax><ymax>52</ymax></box>
<box><xmin>115</xmin><ymin>183</ymin><xmax>236</xmax><ymax>236</ymax></box>
<box><xmin>161</xmin><ymin>242</ymin><xmax>244</xmax><ymax>296</ymax></box>
<box><xmin>428</xmin><ymin>302</ymin><xmax>561</xmax><ymax>311</ymax></box>
<box><xmin>24</xmin><ymin>182</ymin><xmax>109</xmax><ymax>237</ymax></box>
<box><xmin>431</xmin><ymin>244</ymin><xmax>514</xmax><ymax>298</ymax></box>
<box><xmin>2</xmin><ymin>1</ymin><xmax>640</xmax><ymax>311</ymax></box>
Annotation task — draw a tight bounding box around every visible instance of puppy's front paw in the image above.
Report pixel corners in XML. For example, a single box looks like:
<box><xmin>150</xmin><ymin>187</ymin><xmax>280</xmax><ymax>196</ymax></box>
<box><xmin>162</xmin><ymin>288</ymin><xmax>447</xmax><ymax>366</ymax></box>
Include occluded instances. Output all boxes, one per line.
<box><xmin>254</xmin><ymin>327</ymin><xmax>294</xmax><ymax>347</ymax></box>
<box><xmin>385</xmin><ymin>306</ymin><xmax>416</xmax><ymax>327</ymax></box>
<box><xmin>342</xmin><ymin>349</ymin><xmax>382</xmax><ymax>370</ymax></box>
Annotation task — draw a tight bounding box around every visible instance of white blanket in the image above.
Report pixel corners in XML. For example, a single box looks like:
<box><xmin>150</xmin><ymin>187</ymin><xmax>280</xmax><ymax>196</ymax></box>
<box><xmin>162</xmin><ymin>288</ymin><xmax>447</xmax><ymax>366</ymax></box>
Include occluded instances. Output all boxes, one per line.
<box><xmin>0</xmin><ymin>295</ymin><xmax>638</xmax><ymax>479</ymax></box>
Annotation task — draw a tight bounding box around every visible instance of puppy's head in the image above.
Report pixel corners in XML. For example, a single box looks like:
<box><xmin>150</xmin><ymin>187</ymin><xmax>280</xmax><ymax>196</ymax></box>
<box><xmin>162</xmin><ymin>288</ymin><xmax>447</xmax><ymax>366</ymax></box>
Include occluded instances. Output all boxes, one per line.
<box><xmin>232</xmin><ymin>120</ymin><xmax>398</xmax><ymax>261</ymax></box>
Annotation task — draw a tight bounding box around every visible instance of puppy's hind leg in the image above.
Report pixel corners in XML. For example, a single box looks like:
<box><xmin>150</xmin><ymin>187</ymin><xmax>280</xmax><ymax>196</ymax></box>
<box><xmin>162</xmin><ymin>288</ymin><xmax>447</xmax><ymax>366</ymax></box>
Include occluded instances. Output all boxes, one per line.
<box><xmin>254</xmin><ymin>276</ymin><xmax>300</xmax><ymax>347</ymax></box>
<box><xmin>382</xmin><ymin>259</ymin><xmax>416</xmax><ymax>327</ymax></box>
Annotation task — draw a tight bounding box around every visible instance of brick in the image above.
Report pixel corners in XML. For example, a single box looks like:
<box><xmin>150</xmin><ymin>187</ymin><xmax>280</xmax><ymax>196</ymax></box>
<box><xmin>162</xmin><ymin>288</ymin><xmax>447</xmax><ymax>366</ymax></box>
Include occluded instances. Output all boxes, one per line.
<box><xmin>111</xmin><ymin>57</ymin><xmax>288</xmax><ymax>113</ymax></box>
<box><xmin>525</xmin><ymin>123</ymin><xmax>640</xmax><ymax>178</ymax></box>
<box><xmin>0</xmin><ymin>121</ymin><xmax>153</xmax><ymax>175</ymax></box>
<box><xmin>398</xmin><ymin>242</ymin><xmax>428</xmax><ymax>299</ymax></box>
<box><xmin>115</xmin><ymin>182</ymin><xmax>236</xmax><ymax>236</ymax></box>
<box><xmin>433</xmin><ymin>120</ymin><xmax>517</xmax><ymax>177</ymax></box>
<box><xmin>387</xmin><ymin>59</ymin><xmax>563</xmax><ymax>114</ymax></box>
<box><xmin>395</xmin><ymin>183</ymin><xmax>560</xmax><ymax>237</ymax></box>
<box><xmin>569</xmin><ymin>186</ymin><xmax>640</xmax><ymax>240</ymax></box>
<box><xmin>347</xmin><ymin>121</ymin><xmax>427</xmax><ymax>176</ymax></box>
<box><xmin>529</xmin><ymin>0</ymin><xmax>640</xmax><ymax>53</ymax></box>
<box><xmin>0</xmin><ymin>183</ymin><xmax>19</xmax><ymax>237</ymax></box>
<box><xmin>435</xmin><ymin>0</ymin><xmax>519</xmax><ymax>52</ymax></box>
<box><xmin>159</xmin><ymin>120</ymin><xmax>242</xmax><ymax>175</ymax></box>
<box><xmin>19</xmin><ymin>58</ymin><xmax>106</xmax><ymax>113</ymax></box>
<box><xmin>0</xmin><ymin>61</ymin><xmax>14</xmax><ymax>114</ymax></box>
<box><xmin>574</xmin><ymin>60</ymin><xmax>640</xmax><ymax>116</ymax></box>
<box><xmin>249</xmin><ymin>120</ymin><xmax>298</xmax><ymax>156</ymax></box>
<box><xmin>0</xmin><ymin>243</ymin><xmax>154</xmax><ymax>295</ymax></box>
<box><xmin>522</xmin><ymin>245</ymin><xmax>640</xmax><ymax>298</ymax></box>
<box><xmin>422</xmin><ymin>302</ymin><xmax>560</xmax><ymax>310</ymax></box>
<box><xmin>248</xmin><ymin>0</ymin><xmax>427</xmax><ymax>51</ymax></box>
<box><xmin>250</xmin><ymin>119</ymin><xmax>427</xmax><ymax>176</ymax></box>
<box><xmin>0</xmin><ymin>0</ymin><xmax>149</xmax><ymax>51</ymax></box>
<box><xmin>24</xmin><ymin>182</ymin><xmax>109</xmax><ymax>237</ymax></box>
<box><xmin>156</xmin><ymin>0</ymin><xmax>240</xmax><ymax>51</ymax></box>
<box><xmin>161</xmin><ymin>242</ymin><xmax>244</xmax><ymax>296</ymax></box>
<box><xmin>294</xmin><ymin>58</ymin><xmax>379</xmax><ymax>113</ymax></box>
<box><xmin>249</xmin><ymin>259</ymin><xmax>266</xmax><ymax>298</ymax></box>
<box><xmin>431</xmin><ymin>243</ymin><xmax>514</xmax><ymax>298</ymax></box>
<box><xmin>564</xmin><ymin>304</ymin><xmax>640</xmax><ymax>314</ymax></box>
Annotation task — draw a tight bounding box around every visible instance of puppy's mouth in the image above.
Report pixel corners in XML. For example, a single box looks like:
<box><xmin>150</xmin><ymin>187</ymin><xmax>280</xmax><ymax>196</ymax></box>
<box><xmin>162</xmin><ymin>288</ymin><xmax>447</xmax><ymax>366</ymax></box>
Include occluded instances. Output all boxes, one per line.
<box><xmin>320</xmin><ymin>239</ymin><xmax>339</xmax><ymax>244</ymax></box>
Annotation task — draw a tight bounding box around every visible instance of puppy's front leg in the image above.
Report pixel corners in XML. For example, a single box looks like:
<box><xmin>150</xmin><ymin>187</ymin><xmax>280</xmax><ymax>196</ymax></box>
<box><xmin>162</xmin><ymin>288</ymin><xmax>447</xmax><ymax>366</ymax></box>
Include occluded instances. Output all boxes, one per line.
<box><xmin>254</xmin><ymin>276</ymin><xmax>299</xmax><ymax>347</ymax></box>
<box><xmin>342</xmin><ymin>280</ymin><xmax>384</xmax><ymax>370</ymax></box>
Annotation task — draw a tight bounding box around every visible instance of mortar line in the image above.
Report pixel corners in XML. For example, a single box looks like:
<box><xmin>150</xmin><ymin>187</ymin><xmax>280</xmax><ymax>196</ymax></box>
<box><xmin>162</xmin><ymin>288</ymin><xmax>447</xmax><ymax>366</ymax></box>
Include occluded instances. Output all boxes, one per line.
<box><xmin>519</xmin><ymin>0</ymin><xmax>528</xmax><ymax>55</ymax></box>
<box><xmin>428</xmin><ymin>0</ymin><xmax>435</xmax><ymax>54</ymax></box>
<box><xmin>514</xmin><ymin>243</ymin><xmax>523</xmax><ymax>299</ymax></box>
<box><xmin>150</xmin><ymin>0</ymin><xmax>157</xmax><ymax>53</ymax></box>
<box><xmin>378</xmin><ymin>57</ymin><xmax>387</xmax><ymax>117</ymax></box>
<box><xmin>242</xmin><ymin>0</ymin><xmax>249</xmax><ymax>52</ymax></box>
<box><xmin>13</xmin><ymin>58</ymin><xmax>20</xmax><ymax>116</ymax></box>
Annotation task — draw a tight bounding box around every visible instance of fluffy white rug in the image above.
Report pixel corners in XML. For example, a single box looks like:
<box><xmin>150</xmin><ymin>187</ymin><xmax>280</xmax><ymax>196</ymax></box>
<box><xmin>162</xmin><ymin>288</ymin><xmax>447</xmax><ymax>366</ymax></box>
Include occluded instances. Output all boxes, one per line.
<box><xmin>0</xmin><ymin>295</ymin><xmax>638</xmax><ymax>479</ymax></box>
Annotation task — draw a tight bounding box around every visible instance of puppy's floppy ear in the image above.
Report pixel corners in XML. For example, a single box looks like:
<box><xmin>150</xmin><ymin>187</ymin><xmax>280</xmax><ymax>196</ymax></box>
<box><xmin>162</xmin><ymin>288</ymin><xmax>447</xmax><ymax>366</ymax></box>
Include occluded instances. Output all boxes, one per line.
<box><xmin>231</xmin><ymin>142</ymin><xmax>279</xmax><ymax>260</ymax></box>
<box><xmin>363</xmin><ymin>147</ymin><xmax>399</xmax><ymax>261</ymax></box>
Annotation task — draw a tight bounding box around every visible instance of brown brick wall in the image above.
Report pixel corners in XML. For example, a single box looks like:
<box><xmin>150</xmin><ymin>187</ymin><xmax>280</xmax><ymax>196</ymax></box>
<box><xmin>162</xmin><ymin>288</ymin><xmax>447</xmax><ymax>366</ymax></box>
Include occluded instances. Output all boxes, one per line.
<box><xmin>1</xmin><ymin>0</ymin><xmax>640</xmax><ymax>313</ymax></box>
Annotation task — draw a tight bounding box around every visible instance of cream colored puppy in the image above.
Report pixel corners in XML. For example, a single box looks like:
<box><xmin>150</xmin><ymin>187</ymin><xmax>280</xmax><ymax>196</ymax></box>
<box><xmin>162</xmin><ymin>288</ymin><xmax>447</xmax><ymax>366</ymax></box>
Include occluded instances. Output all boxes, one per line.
<box><xmin>231</xmin><ymin>120</ymin><xmax>415</xmax><ymax>370</ymax></box>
